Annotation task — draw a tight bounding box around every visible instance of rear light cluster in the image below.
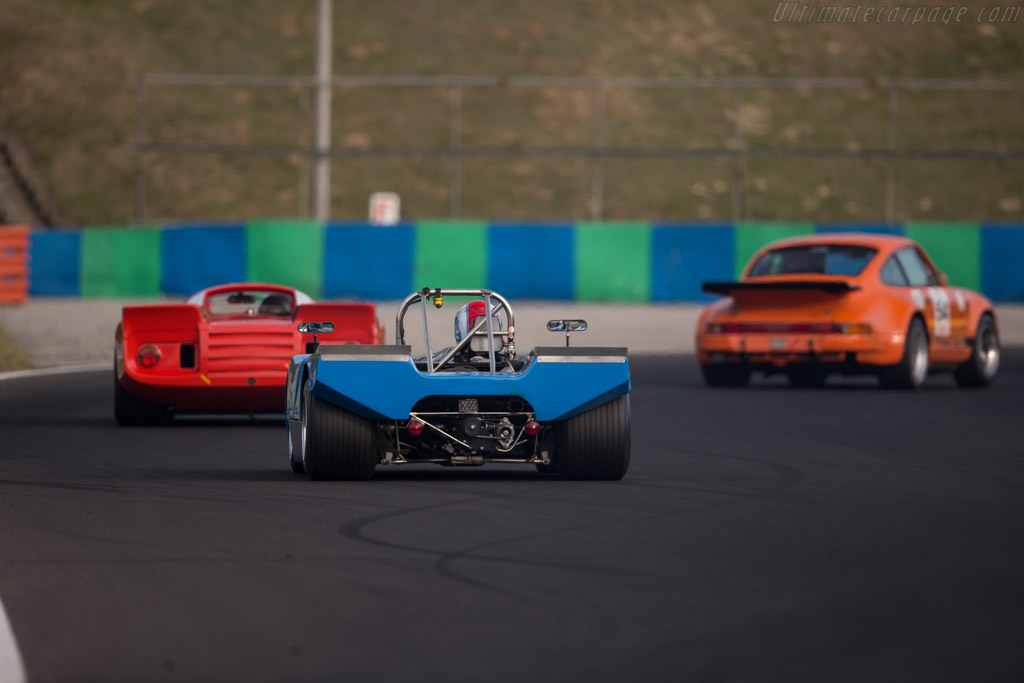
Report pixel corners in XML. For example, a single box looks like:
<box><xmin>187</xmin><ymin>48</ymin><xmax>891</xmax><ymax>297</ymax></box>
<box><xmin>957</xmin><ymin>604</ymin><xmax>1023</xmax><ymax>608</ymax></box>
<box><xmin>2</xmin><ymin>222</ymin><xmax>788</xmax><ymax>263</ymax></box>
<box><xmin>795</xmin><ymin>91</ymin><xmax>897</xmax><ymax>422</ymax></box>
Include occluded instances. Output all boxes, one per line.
<box><xmin>706</xmin><ymin>322</ymin><xmax>871</xmax><ymax>334</ymax></box>
<box><xmin>135</xmin><ymin>344</ymin><xmax>198</xmax><ymax>369</ymax></box>
<box><xmin>137</xmin><ymin>344</ymin><xmax>161</xmax><ymax>368</ymax></box>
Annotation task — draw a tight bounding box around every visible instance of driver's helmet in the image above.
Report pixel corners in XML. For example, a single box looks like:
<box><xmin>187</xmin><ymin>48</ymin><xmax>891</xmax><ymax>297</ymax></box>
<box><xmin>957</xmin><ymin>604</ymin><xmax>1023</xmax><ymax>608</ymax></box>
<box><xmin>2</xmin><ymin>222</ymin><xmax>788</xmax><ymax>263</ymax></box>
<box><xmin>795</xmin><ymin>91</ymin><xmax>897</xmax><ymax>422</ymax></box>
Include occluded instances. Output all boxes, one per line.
<box><xmin>454</xmin><ymin>301</ymin><xmax>504</xmax><ymax>350</ymax></box>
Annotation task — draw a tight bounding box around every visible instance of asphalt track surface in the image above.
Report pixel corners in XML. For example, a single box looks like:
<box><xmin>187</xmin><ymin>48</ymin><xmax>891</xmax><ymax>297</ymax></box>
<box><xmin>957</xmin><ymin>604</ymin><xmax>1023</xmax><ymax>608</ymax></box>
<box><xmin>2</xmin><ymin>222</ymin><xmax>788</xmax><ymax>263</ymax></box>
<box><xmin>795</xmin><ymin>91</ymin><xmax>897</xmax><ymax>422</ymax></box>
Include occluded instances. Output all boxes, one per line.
<box><xmin>1</xmin><ymin>354</ymin><xmax>1023</xmax><ymax>683</ymax></box>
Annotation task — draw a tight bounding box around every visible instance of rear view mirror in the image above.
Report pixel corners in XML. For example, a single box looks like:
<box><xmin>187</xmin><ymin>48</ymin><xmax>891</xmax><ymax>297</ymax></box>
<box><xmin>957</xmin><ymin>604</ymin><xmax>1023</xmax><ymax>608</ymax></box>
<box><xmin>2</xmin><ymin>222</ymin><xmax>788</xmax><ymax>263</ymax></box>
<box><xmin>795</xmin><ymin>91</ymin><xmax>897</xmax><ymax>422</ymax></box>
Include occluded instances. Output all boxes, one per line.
<box><xmin>546</xmin><ymin>319</ymin><xmax>588</xmax><ymax>332</ymax></box>
<box><xmin>547</xmin><ymin>319</ymin><xmax>588</xmax><ymax>347</ymax></box>
<box><xmin>297</xmin><ymin>322</ymin><xmax>335</xmax><ymax>334</ymax></box>
<box><xmin>298</xmin><ymin>321</ymin><xmax>335</xmax><ymax>349</ymax></box>
<box><xmin>227</xmin><ymin>293</ymin><xmax>256</xmax><ymax>304</ymax></box>
<box><xmin>938</xmin><ymin>272</ymin><xmax>948</xmax><ymax>286</ymax></box>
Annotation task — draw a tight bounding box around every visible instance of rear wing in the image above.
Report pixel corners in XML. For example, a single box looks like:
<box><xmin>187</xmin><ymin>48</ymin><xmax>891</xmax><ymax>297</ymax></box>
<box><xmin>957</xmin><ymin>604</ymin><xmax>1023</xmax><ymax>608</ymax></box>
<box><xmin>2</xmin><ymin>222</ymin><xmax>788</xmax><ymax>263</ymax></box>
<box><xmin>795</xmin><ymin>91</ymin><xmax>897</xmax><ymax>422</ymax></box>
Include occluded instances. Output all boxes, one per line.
<box><xmin>295</xmin><ymin>303</ymin><xmax>382</xmax><ymax>345</ymax></box>
<box><xmin>702</xmin><ymin>280</ymin><xmax>860</xmax><ymax>296</ymax></box>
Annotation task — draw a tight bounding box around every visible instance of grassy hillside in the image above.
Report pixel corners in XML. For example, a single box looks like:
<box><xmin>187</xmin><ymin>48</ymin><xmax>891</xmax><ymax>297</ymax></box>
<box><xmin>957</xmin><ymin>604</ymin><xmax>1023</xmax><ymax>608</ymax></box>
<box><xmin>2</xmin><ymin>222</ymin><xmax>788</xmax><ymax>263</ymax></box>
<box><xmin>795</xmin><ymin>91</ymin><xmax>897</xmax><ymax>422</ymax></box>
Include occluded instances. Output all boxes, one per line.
<box><xmin>0</xmin><ymin>0</ymin><xmax>1022</xmax><ymax>224</ymax></box>
<box><xmin>0</xmin><ymin>327</ymin><xmax>32</xmax><ymax>371</ymax></box>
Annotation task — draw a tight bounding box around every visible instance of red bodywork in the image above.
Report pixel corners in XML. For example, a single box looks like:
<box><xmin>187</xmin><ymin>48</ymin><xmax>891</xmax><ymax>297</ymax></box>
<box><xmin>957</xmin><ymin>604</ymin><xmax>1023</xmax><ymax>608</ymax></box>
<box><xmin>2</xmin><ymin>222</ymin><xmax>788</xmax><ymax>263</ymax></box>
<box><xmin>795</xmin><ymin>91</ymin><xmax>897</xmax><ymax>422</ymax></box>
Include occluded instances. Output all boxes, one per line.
<box><xmin>115</xmin><ymin>283</ymin><xmax>383</xmax><ymax>412</ymax></box>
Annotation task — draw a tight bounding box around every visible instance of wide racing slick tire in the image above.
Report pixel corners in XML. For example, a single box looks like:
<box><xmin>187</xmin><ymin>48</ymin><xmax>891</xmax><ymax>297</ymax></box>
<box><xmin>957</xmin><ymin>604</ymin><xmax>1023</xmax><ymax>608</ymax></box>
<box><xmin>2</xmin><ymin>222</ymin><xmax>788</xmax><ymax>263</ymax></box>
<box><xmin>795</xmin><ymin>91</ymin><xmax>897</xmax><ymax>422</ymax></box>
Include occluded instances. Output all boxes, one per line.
<box><xmin>556</xmin><ymin>395</ymin><xmax>630</xmax><ymax>481</ymax></box>
<box><xmin>879</xmin><ymin>317</ymin><xmax>929</xmax><ymax>390</ymax></box>
<box><xmin>287</xmin><ymin>421</ymin><xmax>305</xmax><ymax>474</ymax></box>
<box><xmin>113</xmin><ymin>367</ymin><xmax>172</xmax><ymax>426</ymax></box>
<box><xmin>954</xmin><ymin>313</ymin><xmax>999</xmax><ymax>388</ymax></box>
<box><xmin>700</xmin><ymin>363</ymin><xmax>752</xmax><ymax>387</ymax></box>
<box><xmin>302</xmin><ymin>383</ymin><xmax>377</xmax><ymax>481</ymax></box>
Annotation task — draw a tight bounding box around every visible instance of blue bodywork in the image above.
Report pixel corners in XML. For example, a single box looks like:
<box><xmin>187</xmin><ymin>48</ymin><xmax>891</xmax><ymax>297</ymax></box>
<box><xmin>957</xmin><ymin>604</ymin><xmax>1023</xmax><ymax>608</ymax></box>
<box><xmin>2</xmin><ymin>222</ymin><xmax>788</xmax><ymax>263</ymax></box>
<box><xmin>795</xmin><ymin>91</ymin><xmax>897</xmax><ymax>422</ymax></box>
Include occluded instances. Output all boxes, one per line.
<box><xmin>286</xmin><ymin>346</ymin><xmax>630</xmax><ymax>423</ymax></box>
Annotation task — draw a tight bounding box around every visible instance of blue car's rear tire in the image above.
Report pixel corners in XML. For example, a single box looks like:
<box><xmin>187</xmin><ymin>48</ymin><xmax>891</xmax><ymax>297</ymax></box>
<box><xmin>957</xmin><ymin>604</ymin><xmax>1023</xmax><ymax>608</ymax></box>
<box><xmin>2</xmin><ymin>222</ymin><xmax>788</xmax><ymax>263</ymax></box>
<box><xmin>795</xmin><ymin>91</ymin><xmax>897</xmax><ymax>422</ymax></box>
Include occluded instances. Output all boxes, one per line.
<box><xmin>556</xmin><ymin>395</ymin><xmax>630</xmax><ymax>480</ymax></box>
<box><xmin>302</xmin><ymin>384</ymin><xmax>377</xmax><ymax>481</ymax></box>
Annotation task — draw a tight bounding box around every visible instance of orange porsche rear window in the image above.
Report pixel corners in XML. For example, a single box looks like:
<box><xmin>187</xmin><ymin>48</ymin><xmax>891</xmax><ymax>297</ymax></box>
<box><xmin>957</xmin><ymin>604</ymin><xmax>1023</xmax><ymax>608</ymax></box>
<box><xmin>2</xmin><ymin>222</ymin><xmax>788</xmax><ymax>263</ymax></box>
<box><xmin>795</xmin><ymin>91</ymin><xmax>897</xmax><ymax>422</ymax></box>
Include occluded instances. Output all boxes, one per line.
<box><xmin>749</xmin><ymin>245</ymin><xmax>876</xmax><ymax>278</ymax></box>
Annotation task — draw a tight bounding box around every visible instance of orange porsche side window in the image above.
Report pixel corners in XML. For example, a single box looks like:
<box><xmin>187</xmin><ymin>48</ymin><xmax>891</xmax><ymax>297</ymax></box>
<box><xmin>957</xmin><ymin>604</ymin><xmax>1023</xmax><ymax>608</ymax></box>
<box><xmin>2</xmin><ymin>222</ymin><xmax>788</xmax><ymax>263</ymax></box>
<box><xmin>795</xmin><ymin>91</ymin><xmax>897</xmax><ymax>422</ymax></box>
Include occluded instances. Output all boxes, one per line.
<box><xmin>893</xmin><ymin>248</ymin><xmax>937</xmax><ymax>287</ymax></box>
<box><xmin>880</xmin><ymin>257</ymin><xmax>909</xmax><ymax>286</ymax></box>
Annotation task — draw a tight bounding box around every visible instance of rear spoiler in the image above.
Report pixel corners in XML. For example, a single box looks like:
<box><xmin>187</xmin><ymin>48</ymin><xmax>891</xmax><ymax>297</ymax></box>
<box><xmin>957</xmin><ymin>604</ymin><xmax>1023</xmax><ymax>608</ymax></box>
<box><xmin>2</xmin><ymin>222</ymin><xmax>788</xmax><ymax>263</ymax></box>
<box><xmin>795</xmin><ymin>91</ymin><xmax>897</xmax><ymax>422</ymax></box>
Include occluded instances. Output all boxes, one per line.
<box><xmin>702</xmin><ymin>280</ymin><xmax>860</xmax><ymax>295</ymax></box>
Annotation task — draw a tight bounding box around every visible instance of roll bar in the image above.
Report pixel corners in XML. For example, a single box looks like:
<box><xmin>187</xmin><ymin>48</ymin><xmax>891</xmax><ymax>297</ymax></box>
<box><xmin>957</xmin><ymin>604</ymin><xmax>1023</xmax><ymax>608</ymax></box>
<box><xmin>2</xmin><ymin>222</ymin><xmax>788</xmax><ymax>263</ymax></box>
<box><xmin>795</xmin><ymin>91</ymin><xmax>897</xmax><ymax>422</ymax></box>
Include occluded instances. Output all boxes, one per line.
<box><xmin>395</xmin><ymin>288</ymin><xmax>516</xmax><ymax>374</ymax></box>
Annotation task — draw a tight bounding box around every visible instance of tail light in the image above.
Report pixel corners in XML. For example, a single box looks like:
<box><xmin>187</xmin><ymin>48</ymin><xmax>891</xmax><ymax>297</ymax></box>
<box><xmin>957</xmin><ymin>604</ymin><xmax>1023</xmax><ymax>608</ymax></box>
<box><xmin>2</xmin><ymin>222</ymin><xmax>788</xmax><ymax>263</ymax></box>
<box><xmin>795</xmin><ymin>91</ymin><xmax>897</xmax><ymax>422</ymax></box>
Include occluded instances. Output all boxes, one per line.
<box><xmin>706</xmin><ymin>322</ymin><xmax>871</xmax><ymax>334</ymax></box>
<box><xmin>137</xmin><ymin>344</ymin><xmax>161</xmax><ymax>368</ymax></box>
<box><xmin>525</xmin><ymin>420</ymin><xmax>540</xmax><ymax>435</ymax></box>
<box><xmin>407</xmin><ymin>420</ymin><xmax>424</xmax><ymax>436</ymax></box>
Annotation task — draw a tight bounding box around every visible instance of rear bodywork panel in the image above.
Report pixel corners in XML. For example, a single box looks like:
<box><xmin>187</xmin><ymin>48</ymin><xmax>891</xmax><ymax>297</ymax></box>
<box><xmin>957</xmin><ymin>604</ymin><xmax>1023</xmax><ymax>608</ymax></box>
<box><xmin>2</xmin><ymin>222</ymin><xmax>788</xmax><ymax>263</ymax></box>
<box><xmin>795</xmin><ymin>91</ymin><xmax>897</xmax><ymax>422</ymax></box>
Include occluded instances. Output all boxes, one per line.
<box><xmin>116</xmin><ymin>283</ymin><xmax>382</xmax><ymax>412</ymax></box>
<box><xmin>286</xmin><ymin>345</ymin><xmax>630</xmax><ymax>423</ymax></box>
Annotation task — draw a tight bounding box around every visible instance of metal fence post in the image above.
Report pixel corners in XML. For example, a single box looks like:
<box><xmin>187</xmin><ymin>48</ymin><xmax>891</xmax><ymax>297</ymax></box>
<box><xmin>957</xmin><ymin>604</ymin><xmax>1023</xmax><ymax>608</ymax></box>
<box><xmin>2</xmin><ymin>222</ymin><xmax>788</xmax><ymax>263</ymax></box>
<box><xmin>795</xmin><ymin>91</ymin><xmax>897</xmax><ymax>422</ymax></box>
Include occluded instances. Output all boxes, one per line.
<box><xmin>589</xmin><ymin>82</ymin><xmax>606</xmax><ymax>221</ymax></box>
<box><xmin>134</xmin><ymin>75</ymin><xmax>148</xmax><ymax>224</ymax></box>
<box><xmin>730</xmin><ymin>88</ymin><xmax>745</xmax><ymax>222</ymax></box>
<box><xmin>312</xmin><ymin>0</ymin><xmax>333</xmax><ymax>221</ymax></box>
<box><xmin>449</xmin><ymin>85</ymin><xmax>462</xmax><ymax>219</ymax></box>
<box><xmin>886</xmin><ymin>87</ymin><xmax>899</xmax><ymax>225</ymax></box>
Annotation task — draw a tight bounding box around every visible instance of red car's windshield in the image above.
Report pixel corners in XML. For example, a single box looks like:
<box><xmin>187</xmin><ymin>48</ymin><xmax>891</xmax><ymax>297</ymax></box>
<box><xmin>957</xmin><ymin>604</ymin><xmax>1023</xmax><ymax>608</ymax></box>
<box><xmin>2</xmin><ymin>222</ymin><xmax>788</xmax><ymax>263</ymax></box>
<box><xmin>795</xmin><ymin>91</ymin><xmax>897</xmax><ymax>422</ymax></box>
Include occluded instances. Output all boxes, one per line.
<box><xmin>206</xmin><ymin>290</ymin><xmax>295</xmax><ymax>317</ymax></box>
<box><xmin>748</xmin><ymin>245</ymin><xmax>877</xmax><ymax>278</ymax></box>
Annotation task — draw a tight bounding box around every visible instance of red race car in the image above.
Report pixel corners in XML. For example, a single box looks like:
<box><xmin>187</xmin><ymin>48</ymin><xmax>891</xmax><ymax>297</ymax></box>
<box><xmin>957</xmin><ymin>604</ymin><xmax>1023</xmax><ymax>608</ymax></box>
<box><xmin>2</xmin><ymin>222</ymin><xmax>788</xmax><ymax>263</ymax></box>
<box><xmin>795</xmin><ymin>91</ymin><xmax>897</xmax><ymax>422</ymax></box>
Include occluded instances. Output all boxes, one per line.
<box><xmin>114</xmin><ymin>283</ymin><xmax>383</xmax><ymax>424</ymax></box>
<box><xmin>696</xmin><ymin>234</ymin><xmax>1000</xmax><ymax>389</ymax></box>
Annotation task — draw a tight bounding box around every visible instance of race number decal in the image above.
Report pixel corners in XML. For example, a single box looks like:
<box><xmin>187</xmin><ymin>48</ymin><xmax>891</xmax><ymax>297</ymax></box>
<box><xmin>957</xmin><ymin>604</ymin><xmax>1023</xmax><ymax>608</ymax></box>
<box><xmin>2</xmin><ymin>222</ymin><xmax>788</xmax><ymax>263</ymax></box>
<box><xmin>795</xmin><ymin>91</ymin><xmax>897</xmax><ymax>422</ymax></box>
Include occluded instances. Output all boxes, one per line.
<box><xmin>954</xmin><ymin>289</ymin><xmax>966</xmax><ymax>311</ymax></box>
<box><xmin>911</xmin><ymin>289</ymin><xmax>925</xmax><ymax>309</ymax></box>
<box><xmin>928</xmin><ymin>287</ymin><xmax>951</xmax><ymax>338</ymax></box>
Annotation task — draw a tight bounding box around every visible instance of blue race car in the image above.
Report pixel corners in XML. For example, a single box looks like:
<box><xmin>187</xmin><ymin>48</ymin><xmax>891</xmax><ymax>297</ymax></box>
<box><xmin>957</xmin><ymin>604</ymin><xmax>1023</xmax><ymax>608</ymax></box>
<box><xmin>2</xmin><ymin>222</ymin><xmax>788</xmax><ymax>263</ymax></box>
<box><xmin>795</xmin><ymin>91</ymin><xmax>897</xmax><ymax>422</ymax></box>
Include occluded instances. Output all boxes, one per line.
<box><xmin>284</xmin><ymin>288</ymin><xmax>631</xmax><ymax>481</ymax></box>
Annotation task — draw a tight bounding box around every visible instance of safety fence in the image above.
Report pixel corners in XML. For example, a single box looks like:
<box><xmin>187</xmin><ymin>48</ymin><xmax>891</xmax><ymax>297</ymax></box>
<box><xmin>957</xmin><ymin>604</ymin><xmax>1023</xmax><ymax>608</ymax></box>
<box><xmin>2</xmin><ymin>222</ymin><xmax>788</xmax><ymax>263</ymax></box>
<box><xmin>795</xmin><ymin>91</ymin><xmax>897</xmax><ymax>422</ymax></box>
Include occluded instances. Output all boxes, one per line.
<box><xmin>17</xmin><ymin>221</ymin><xmax>1024</xmax><ymax>303</ymax></box>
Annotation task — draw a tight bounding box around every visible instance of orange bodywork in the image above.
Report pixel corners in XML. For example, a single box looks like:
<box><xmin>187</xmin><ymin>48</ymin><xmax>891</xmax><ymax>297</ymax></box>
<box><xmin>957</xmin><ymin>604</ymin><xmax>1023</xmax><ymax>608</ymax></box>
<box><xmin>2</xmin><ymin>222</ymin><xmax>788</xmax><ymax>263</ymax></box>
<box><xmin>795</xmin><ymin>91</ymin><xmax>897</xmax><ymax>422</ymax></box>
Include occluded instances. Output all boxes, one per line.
<box><xmin>695</xmin><ymin>234</ymin><xmax>996</xmax><ymax>375</ymax></box>
<box><xmin>116</xmin><ymin>283</ymin><xmax>383</xmax><ymax>412</ymax></box>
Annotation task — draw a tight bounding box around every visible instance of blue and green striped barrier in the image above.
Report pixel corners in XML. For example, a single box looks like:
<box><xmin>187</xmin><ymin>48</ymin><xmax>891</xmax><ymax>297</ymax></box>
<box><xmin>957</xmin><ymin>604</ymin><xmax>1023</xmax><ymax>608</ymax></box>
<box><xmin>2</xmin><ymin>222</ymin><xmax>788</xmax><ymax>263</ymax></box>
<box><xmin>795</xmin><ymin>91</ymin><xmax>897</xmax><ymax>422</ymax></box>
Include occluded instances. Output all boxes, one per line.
<box><xmin>24</xmin><ymin>220</ymin><xmax>1024</xmax><ymax>302</ymax></box>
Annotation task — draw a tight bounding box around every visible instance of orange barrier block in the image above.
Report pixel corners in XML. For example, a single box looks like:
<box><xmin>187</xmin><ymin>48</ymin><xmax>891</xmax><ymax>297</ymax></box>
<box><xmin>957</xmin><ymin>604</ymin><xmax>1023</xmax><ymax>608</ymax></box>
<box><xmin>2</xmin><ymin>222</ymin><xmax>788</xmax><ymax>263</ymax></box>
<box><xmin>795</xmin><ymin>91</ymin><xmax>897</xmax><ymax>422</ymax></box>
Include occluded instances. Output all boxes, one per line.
<box><xmin>0</xmin><ymin>225</ymin><xmax>30</xmax><ymax>304</ymax></box>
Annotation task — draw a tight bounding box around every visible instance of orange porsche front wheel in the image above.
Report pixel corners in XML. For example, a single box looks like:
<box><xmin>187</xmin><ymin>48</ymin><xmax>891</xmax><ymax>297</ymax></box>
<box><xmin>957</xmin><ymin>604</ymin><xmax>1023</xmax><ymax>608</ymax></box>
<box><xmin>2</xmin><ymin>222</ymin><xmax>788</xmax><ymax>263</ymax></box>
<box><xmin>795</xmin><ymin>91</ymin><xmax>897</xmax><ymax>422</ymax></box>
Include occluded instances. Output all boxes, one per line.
<box><xmin>954</xmin><ymin>314</ymin><xmax>1000</xmax><ymax>388</ymax></box>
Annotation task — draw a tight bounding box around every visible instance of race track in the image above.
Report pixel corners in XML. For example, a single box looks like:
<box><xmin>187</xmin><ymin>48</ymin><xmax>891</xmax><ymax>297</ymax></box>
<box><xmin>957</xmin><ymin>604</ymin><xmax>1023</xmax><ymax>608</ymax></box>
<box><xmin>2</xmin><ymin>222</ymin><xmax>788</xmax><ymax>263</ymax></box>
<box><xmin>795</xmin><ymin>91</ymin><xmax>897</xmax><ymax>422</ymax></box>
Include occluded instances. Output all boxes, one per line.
<box><xmin>1</xmin><ymin>354</ymin><xmax>1023</xmax><ymax>682</ymax></box>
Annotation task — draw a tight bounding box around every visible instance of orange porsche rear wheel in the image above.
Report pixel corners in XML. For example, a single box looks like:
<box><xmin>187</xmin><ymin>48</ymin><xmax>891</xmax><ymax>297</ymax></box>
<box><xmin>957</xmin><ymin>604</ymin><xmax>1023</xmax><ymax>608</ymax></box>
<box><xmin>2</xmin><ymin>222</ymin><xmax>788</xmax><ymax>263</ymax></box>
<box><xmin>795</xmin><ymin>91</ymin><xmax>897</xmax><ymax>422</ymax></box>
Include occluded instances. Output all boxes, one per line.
<box><xmin>879</xmin><ymin>318</ymin><xmax>929</xmax><ymax>390</ymax></box>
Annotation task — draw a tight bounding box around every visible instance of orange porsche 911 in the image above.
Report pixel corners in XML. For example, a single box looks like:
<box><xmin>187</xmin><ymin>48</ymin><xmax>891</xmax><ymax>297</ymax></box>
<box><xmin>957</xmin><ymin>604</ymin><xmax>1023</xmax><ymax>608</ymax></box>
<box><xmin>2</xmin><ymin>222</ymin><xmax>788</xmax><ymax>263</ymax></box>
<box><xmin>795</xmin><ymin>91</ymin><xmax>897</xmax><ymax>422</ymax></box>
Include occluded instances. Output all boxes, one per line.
<box><xmin>696</xmin><ymin>234</ymin><xmax>1000</xmax><ymax>389</ymax></box>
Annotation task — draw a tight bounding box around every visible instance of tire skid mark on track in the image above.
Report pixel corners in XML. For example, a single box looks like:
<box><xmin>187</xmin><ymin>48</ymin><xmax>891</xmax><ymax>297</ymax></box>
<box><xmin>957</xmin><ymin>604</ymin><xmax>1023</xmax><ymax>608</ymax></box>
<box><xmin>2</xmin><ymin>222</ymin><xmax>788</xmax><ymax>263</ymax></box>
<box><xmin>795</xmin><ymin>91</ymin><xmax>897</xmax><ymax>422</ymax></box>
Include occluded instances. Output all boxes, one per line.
<box><xmin>344</xmin><ymin>446</ymin><xmax>807</xmax><ymax>606</ymax></box>
<box><xmin>0</xmin><ymin>554</ymin><xmax>411</xmax><ymax>569</ymax></box>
